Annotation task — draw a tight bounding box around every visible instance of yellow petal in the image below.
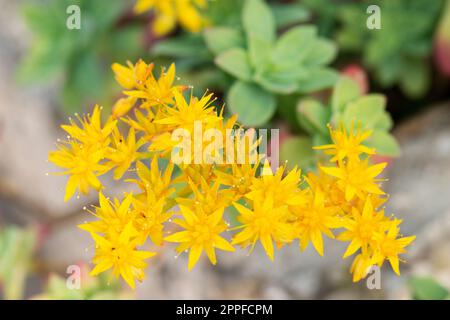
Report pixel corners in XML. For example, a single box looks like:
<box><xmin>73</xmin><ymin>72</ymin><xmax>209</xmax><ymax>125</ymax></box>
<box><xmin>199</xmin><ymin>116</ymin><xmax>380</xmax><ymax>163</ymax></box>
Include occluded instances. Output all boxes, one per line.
<box><xmin>188</xmin><ymin>245</ymin><xmax>203</xmax><ymax>271</ymax></box>
<box><xmin>388</xmin><ymin>256</ymin><xmax>400</xmax><ymax>275</ymax></box>
<box><xmin>260</xmin><ymin>233</ymin><xmax>274</xmax><ymax>261</ymax></box>
<box><xmin>310</xmin><ymin>229</ymin><xmax>324</xmax><ymax>256</ymax></box>
<box><xmin>204</xmin><ymin>244</ymin><xmax>217</xmax><ymax>265</ymax></box>
<box><xmin>90</xmin><ymin>260</ymin><xmax>113</xmax><ymax>276</ymax></box>
<box><xmin>343</xmin><ymin>238</ymin><xmax>362</xmax><ymax>258</ymax></box>
<box><xmin>165</xmin><ymin>231</ymin><xmax>191</xmax><ymax>243</ymax></box>
<box><xmin>213</xmin><ymin>235</ymin><xmax>235</xmax><ymax>252</ymax></box>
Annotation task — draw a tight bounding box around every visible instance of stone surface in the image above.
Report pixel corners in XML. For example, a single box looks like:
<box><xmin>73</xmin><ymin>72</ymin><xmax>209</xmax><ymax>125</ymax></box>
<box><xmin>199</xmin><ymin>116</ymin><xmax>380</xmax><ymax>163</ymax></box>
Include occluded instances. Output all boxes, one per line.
<box><xmin>0</xmin><ymin>0</ymin><xmax>88</xmax><ymax>218</ymax></box>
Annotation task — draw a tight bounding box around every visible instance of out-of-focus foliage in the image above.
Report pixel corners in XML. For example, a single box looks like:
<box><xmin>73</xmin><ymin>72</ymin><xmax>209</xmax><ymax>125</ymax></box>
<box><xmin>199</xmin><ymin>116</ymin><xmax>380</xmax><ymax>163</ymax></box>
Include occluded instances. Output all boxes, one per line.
<box><xmin>409</xmin><ymin>277</ymin><xmax>450</xmax><ymax>300</ymax></box>
<box><xmin>0</xmin><ymin>226</ymin><xmax>36</xmax><ymax>300</ymax></box>
<box><xmin>434</xmin><ymin>0</ymin><xmax>450</xmax><ymax>76</ymax></box>
<box><xmin>302</xmin><ymin>0</ymin><xmax>345</xmax><ymax>36</ymax></box>
<box><xmin>208</xmin><ymin>0</ymin><xmax>337</xmax><ymax>126</ymax></box>
<box><xmin>151</xmin><ymin>0</ymin><xmax>309</xmax><ymax>101</ymax></box>
<box><xmin>337</xmin><ymin>0</ymin><xmax>443</xmax><ymax>98</ymax></box>
<box><xmin>281</xmin><ymin>76</ymin><xmax>398</xmax><ymax>170</ymax></box>
<box><xmin>32</xmin><ymin>268</ymin><xmax>133</xmax><ymax>300</ymax></box>
<box><xmin>18</xmin><ymin>0</ymin><xmax>143</xmax><ymax>113</ymax></box>
<box><xmin>0</xmin><ymin>225</ymin><xmax>131</xmax><ymax>300</ymax></box>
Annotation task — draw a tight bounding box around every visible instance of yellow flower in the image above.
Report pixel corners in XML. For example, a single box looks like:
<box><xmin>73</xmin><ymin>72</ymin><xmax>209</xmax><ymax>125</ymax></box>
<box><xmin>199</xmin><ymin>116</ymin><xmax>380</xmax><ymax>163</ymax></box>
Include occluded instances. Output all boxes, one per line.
<box><xmin>132</xmin><ymin>190</ymin><xmax>172</xmax><ymax>245</ymax></box>
<box><xmin>165</xmin><ymin>205</ymin><xmax>234</xmax><ymax>270</ymax></box>
<box><xmin>246</xmin><ymin>161</ymin><xmax>307</xmax><ymax>207</ymax></box>
<box><xmin>232</xmin><ymin>198</ymin><xmax>295</xmax><ymax>261</ymax></box>
<box><xmin>130</xmin><ymin>157</ymin><xmax>175</xmax><ymax>200</ymax></box>
<box><xmin>79</xmin><ymin>192</ymin><xmax>134</xmax><ymax>236</ymax></box>
<box><xmin>124</xmin><ymin>108</ymin><xmax>166</xmax><ymax>141</ymax></box>
<box><xmin>155</xmin><ymin>90</ymin><xmax>221</xmax><ymax>131</ymax></box>
<box><xmin>90</xmin><ymin>222</ymin><xmax>155</xmax><ymax>289</ymax></box>
<box><xmin>215</xmin><ymin>163</ymin><xmax>259</xmax><ymax>200</ymax></box>
<box><xmin>106</xmin><ymin>128</ymin><xmax>145</xmax><ymax>180</ymax></box>
<box><xmin>134</xmin><ymin>0</ymin><xmax>208</xmax><ymax>36</ymax></box>
<box><xmin>291</xmin><ymin>188</ymin><xmax>340</xmax><ymax>256</ymax></box>
<box><xmin>176</xmin><ymin>178</ymin><xmax>234</xmax><ymax>214</ymax></box>
<box><xmin>305</xmin><ymin>170</ymin><xmax>346</xmax><ymax>208</ymax></box>
<box><xmin>112</xmin><ymin>96</ymin><xmax>137</xmax><ymax>119</ymax></box>
<box><xmin>112</xmin><ymin>59</ymin><xmax>153</xmax><ymax>90</ymax></box>
<box><xmin>124</xmin><ymin>63</ymin><xmax>184</xmax><ymax>107</ymax></box>
<box><xmin>49</xmin><ymin>141</ymin><xmax>108</xmax><ymax>201</ymax></box>
<box><xmin>337</xmin><ymin>196</ymin><xmax>390</xmax><ymax>258</ymax></box>
<box><xmin>320</xmin><ymin>159</ymin><xmax>387</xmax><ymax>201</ymax></box>
<box><xmin>350</xmin><ymin>252</ymin><xmax>374</xmax><ymax>282</ymax></box>
<box><xmin>61</xmin><ymin>105</ymin><xmax>116</xmax><ymax>147</ymax></box>
<box><xmin>314</xmin><ymin>124</ymin><xmax>375</xmax><ymax>162</ymax></box>
<box><xmin>371</xmin><ymin>222</ymin><xmax>416</xmax><ymax>275</ymax></box>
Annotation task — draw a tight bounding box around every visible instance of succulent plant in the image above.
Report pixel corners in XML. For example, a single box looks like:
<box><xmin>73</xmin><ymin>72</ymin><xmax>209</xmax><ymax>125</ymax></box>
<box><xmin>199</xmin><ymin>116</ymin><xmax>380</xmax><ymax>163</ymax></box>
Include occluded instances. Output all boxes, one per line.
<box><xmin>204</xmin><ymin>0</ymin><xmax>338</xmax><ymax>127</ymax></box>
<box><xmin>337</xmin><ymin>0</ymin><xmax>443</xmax><ymax>98</ymax></box>
<box><xmin>281</xmin><ymin>75</ymin><xmax>399</xmax><ymax>170</ymax></box>
<box><xmin>18</xmin><ymin>0</ymin><xmax>143</xmax><ymax>113</ymax></box>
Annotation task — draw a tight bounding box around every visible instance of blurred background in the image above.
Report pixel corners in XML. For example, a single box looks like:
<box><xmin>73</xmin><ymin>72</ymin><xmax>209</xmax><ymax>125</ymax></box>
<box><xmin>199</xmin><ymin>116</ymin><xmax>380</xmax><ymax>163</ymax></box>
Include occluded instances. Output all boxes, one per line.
<box><xmin>0</xmin><ymin>0</ymin><xmax>449</xmax><ymax>299</ymax></box>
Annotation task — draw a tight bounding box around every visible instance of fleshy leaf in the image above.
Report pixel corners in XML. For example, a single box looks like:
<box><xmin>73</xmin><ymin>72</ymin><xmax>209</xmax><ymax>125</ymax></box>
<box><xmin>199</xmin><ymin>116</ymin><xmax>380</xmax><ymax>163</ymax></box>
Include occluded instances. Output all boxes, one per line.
<box><xmin>227</xmin><ymin>81</ymin><xmax>276</xmax><ymax>127</ymax></box>
<box><xmin>215</xmin><ymin>48</ymin><xmax>253</xmax><ymax>81</ymax></box>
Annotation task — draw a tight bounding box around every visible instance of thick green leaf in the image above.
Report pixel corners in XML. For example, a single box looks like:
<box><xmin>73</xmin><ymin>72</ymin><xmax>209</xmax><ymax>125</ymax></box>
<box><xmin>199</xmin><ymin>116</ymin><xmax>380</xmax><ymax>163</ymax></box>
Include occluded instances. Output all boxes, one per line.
<box><xmin>215</xmin><ymin>48</ymin><xmax>253</xmax><ymax>81</ymax></box>
<box><xmin>367</xmin><ymin>130</ymin><xmax>400</xmax><ymax>157</ymax></box>
<box><xmin>303</xmin><ymin>39</ymin><xmax>337</xmax><ymax>67</ymax></box>
<box><xmin>409</xmin><ymin>277</ymin><xmax>449</xmax><ymax>300</ymax></box>
<box><xmin>203</xmin><ymin>27</ymin><xmax>245</xmax><ymax>55</ymax></box>
<box><xmin>254</xmin><ymin>70</ymin><xmax>299</xmax><ymax>94</ymax></box>
<box><xmin>242</xmin><ymin>0</ymin><xmax>276</xmax><ymax>43</ymax></box>
<box><xmin>272</xmin><ymin>25</ymin><xmax>317</xmax><ymax>66</ymax></box>
<box><xmin>271</xmin><ymin>3</ymin><xmax>310</xmax><ymax>28</ymax></box>
<box><xmin>374</xmin><ymin>112</ymin><xmax>394</xmax><ymax>131</ymax></box>
<box><xmin>248</xmin><ymin>35</ymin><xmax>272</xmax><ymax>69</ymax></box>
<box><xmin>227</xmin><ymin>81</ymin><xmax>276</xmax><ymax>126</ymax></box>
<box><xmin>342</xmin><ymin>94</ymin><xmax>386</xmax><ymax>129</ymax></box>
<box><xmin>296</xmin><ymin>98</ymin><xmax>330</xmax><ymax>135</ymax></box>
<box><xmin>280</xmin><ymin>136</ymin><xmax>315</xmax><ymax>170</ymax></box>
<box><xmin>297</xmin><ymin>68</ymin><xmax>339</xmax><ymax>93</ymax></box>
<box><xmin>331</xmin><ymin>76</ymin><xmax>361</xmax><ymax>114</ymax></box>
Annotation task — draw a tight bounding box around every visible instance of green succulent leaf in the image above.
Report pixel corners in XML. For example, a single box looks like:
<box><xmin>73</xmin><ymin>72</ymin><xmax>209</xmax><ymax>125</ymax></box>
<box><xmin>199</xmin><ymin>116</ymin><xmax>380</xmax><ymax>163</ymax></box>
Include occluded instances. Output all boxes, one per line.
<box><xmin>248</xmin><ymin>35</ymin><xmax>272</xmax><ymax>70</ymax></box>
<box><xmin>227</xmin><ymin>81</ymin><xmax>276</xmax><ymax>126</ymax></box>
<box><xmin>297</xmin><ymin>68</ymin><xmax>339</xmax><ymax>93</ymax></box>
<box><xmin>342</xmin><ymin>94</ymin><xmax>386</xmax><ymax>129</ymax></box>
<box><xmin>331</xmin><ymin>76</ymin><xmax>362</xmax><ymax>114</ymax></box>
<box><xmin>271</xmin><ymin>3</ymin><xmax>310</xmax><ymax>28</ymax></box>
<box><xmin>272</xmin><ymin>25</ymin><xmax>317</xmax><ymax>66</ymax></box>
<box><xmin>296</xmin><ymin>98</ymin><xmax>330</xmax><ymax>135</ymax></box>
<box><xmin>374</xmin><ymin>112</ymin><xmax>394</xmax><ymax>131</ymax></box>
<box><xmin>367</xmin><ymin>130</ymin><xmax>400</xmax><ymax>157</ymax></box>
<box><xmin>215</xmin><ymin>48</ymin><xmax>253</xmax><ymax>81</ymax></box>
<box><xmin>254</xmin><ymin>69</ymin><xmax>300</xmax><ymax>94</ymax></box>
<box><xmin>280</xmin><ymin>136</ymin><xmax>315</xmax><ymax>170</ymax></box>
<box><xmin>409</xmin><ymin>277</ymin><xmax>450</xmax><ymax>300</ymax></box>
<box><xmin>242</xmin><ymin>0</ymin><xmax>276</xmax><ymax>43</ymax></box>
<box><xmin>203</xmin><ymin>27</ymin><xmax>245</xmax><ymax>55</ymax></box>
<box><xmin>303</xmin><ymin>39</ymin><xmax>337</xmax><ymax>67</ymax></box>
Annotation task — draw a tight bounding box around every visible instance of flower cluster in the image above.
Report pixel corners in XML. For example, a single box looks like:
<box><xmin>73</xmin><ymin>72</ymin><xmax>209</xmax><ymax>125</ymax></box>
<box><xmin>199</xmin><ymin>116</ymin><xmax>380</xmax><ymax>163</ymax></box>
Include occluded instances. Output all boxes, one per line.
<box><xmin>49</xmin><ymin>60</ymin><xmax>415</xmax><ymax>288</ymax></box>
<box><xmin>134</xmin><ymin>0</ymin><xmax>208</xmax><ymax>36</ymax></box>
